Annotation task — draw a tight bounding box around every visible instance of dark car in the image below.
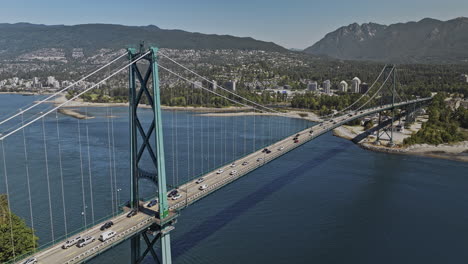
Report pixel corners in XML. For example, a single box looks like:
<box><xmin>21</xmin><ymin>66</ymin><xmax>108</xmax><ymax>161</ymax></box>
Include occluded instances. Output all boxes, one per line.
<box><xmin>100</xmin><ymin>221</ymin><xmax>114</xmax><ymax>231</ymax></box>
<box><xmin>147</xmin><ymin>199</ymin><xmax>158</xmax><ymax>208</ymax></box>
<box><xmin>127</xmin><ymin>209</ymin><xmax>137</xmax><ymax>218</ymax></box>
<box><xmin>262</xmin><ymin>148</ymin><xmax>268</xmax><ymax>153</ymax></box>
<box><xmin>167</xmin><ymin>190</ymin><xmax>179</xmax><ymax>198</ymax></box>
<box><xmin>266</xmin><ymin>150</ymin><xmax>272</xmax><ymax>154</ymax></box>
<box><xmin>293</xmin><ymin>137</ymin><xmax>298</xmax><ymax>140</ymax></box>
<box><xmin>296</xmin><ymin>134</ymin><xmax>300</xmax><ymax>137</ymax></box>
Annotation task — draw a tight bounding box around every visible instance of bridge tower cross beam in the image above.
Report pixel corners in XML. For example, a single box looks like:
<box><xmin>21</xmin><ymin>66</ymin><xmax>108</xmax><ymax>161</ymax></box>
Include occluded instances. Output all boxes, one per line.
<box><xmin>128</xmin><ymin>45</ymin><xmax>173</xmax><ymax>264</ymax></box>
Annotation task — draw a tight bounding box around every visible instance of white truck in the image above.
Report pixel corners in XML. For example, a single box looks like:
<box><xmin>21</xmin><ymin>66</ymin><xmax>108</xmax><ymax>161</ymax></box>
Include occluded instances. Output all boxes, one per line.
<box><xmin>99</xmin><ymin>230</ymin><xmax>116</xmax><ymax>242</ymax></box>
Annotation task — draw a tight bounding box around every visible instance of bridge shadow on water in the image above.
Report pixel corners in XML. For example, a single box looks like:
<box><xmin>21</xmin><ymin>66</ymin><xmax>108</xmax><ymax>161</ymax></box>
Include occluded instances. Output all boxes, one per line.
<box><xmin>169</xmin><ymin>142</ymin><xmax>351</xmax><ymax>259</ymax></box>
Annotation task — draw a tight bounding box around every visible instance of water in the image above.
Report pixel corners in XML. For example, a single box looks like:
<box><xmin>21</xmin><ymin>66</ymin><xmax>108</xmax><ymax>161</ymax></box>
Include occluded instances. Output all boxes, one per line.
<box><xmin>1</xmin><ymin>94</ymin><xmax>467</xmax><ymax>264</ymax></box>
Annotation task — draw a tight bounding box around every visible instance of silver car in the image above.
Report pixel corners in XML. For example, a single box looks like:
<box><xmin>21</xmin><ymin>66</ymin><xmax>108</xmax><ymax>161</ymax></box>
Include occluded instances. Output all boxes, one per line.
<box><xmin>76</xmin><ymin>236</ymin><xmax>95</xmax><ymax>248</ymax></box>
<box><xmin>22</xmin><ymin>257</ymin><xmax>37</xmax><ymax>264</ymax></box>
<box><xmin>62</xmin><ymin>235</ymin><xmax>82</xmax><ymax>249</ymax></box>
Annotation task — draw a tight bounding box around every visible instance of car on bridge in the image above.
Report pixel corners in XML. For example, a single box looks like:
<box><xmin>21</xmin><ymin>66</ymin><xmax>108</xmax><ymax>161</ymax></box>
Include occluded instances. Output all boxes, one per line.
<box><xmin>230</xmin><ymin>170</ymin><xmax>237</xmax><ymax>175</ymax></box>
<box><xmin>195</xmin><ymin>177</ymin><xmax>205</xmax><ymax>184</ymax></box>
<box><xmin>216</xmin><ymin>169</ymin><xmax>224</xmax><ymax>174</ymax></box>
<box><xmin>242</xmin><ymin>161</ymin><xmax>249</xmax><ymax>166</ymax></box>
<box><xmin>262</xmin><ymin>148</ymin><xmax>269</xmax><ymax>153</ymax></box>
<box><xmin>146</xmin><ymin>199</ymin><xmax>158</xmax><ymax>208</ymax></box>
<box><xmin>230</xmin><ymin>163</ymin><xmax>236</xmax><ymax>167</ymax></box>
<box><xmin>77</xmin><ymin>236</ymin><xmax>95</xmax><ymax>248</ymax></box>
<box><xmin>168</xmin><ymin>190</ymin><xmax>179</xmax><ymax>197</ymax></box>
<box><xmin>100</xmin><ymin>221</ymin><xmax>114</xmax><ymax>231</ymax></box>
<box><xmin>257</xmin><ymin>158</ymin><xmax>263</xmax><ymax>162</ymax></box>
<box><xmin>172</xmin><ymin>193</ymin><xmax>182</xmax><ymax>200</ymax></box>
<box><xmin>294</xmin><ymin>140</ymin><xmax>299</xmax><ymax>143</ymax></box>
<box><xmin>21</xmin><ymin>257</ymin><xmax>37</xmax><ymax>264</ymax></box>
<box><xmin>199</xmin><ymin>184</ymin><xmax>208</xmax><ymax>190</ymax></box>
<box><xmin>126</xmin><ymin>209</ymin><xmax>137</xmax><ymax>218</ymax></box>
<box><xmin>62</xmin><ymin>235</ymin><xmax>82</xmax><ymax>249</ymax></box>
<box><xmin>266</xmin><ymin>150</ymin><xmax>271</xmax><ymax>154</ymax></box>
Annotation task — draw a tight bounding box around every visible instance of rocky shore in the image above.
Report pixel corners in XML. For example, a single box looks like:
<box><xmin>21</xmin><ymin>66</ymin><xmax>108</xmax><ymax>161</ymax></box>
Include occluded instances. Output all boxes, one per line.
<box><xmin>333</xmin><ymin>126</ymin><xmax>468</xmax><ymax>162</ymax></box>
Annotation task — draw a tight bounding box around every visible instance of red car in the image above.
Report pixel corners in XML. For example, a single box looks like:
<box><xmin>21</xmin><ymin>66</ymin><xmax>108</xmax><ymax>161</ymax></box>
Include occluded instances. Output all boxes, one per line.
<box><xmin>294</xmin><ymin>140</ymin><xmax>299</xmax><ymax>143</ymax></box>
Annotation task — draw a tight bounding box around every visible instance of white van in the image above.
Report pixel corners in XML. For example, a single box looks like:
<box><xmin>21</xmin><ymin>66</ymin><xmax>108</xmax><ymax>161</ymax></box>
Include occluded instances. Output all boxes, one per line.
<box><xmin>99</xmin><ymin>230</ymin><xmax>116</xmax><ymax>242</ymax></box>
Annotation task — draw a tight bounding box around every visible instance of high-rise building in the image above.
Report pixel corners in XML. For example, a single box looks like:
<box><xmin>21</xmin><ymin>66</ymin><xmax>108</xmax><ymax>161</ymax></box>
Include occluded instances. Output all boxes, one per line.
<box><xmin>225</xmin><ymin>80</ymin><xmax>237</xmax><ymax>91</ymax></box>
<box><xmin>360</xmin><ymin>82</ymin><xmax>369</xmax><ymax>94</ymax></box>
<box><xmin>47</xmin><ymin>76</ymin><xmax>56</xmax><ymax>86</ymax></box>
<box><xmin>461</xmin><ymin>74</ymin><xmax>468</xmax><ymax>83</ymax></box>
<box><xmin>352</xmin><ymin>77</ymin><xmax>361</xmax><ymax>93</ymax></box>
<box><xmin>339</xmin><ymin>80</ymin><xmax>348</xmax><ymax>92</ymax></box>
<box><xmin>307</xmin><ymin>81</ymin><xmax>318</xmax><ymax>91</ymax></box>
<box><xmin>323</xmin><ymin>80</ymin><xmax>331</xmax><ymax>94</ymax></box>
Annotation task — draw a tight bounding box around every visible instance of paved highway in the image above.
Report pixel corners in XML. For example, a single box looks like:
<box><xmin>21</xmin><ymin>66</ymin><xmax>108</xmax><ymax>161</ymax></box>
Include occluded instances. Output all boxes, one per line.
<box><xmin>15</xmin><ymin>98</ymin><xmax>431</xmax><ymax>264</ymax></box>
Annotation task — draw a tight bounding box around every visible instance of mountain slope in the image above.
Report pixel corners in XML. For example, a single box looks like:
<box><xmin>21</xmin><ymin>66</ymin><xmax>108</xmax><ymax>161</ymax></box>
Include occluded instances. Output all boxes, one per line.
<box><xmin>0</xmin><ymin>23</ymin><xmax>286</xmax><ymax>59</ymax></box>
<box><xmin>304</xmin><ymin>17</ymin><xmax>468</xmax><ymax>63</ymax></box>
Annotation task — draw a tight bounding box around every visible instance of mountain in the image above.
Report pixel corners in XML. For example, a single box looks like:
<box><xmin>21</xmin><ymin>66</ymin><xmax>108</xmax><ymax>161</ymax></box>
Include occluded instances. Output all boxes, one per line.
<box><xmin>0</xmin><ymin>23</ymin><xmax>286</xmax><ymax>59</ymax></box>
<box><xmin>304</xmin><ymin>17</ymin><xmax>468</xmax><ymax>63</ymax></box>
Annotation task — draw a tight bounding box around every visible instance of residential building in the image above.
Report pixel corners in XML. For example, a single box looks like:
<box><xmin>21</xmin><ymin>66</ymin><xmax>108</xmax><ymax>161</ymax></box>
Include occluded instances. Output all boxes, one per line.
<box><xmin>307</xmin><ymin>81</ymin><xmax>318</xmax><ymax>91</ymax></box>
<box><xmin>339</xmin><ymin>80</ymin><xmax>348</xmax><ymax>92</ymax></box>
<box><xmin>352</xmin><ymin>77</ymin><xmax>361</xmax><ymax>93</ymax></box>
<box><xmin>323</xmin><ymin>80</ymin><xmax>331</xmax><ymax>94</ymax></box>
<box><xmin>360</xmin><ymin>82</ymin><xmax>369</xmax><ymax>94</ymax></box>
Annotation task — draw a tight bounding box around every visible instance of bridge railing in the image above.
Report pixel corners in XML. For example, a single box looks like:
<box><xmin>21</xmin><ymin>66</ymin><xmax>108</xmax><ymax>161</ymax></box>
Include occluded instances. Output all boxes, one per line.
<box><xmin>9</xmin><ymin>208</ymin><xmax>125</xmax><ymax>264</ymax></box>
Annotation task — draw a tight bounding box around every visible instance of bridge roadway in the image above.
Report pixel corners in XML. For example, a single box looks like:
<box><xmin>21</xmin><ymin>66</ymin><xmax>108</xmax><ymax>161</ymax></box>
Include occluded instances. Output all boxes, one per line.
<box><xmin>17</xmin><ymin>98</ymin><xmax>431</xmax><ymax>264</ymax></box>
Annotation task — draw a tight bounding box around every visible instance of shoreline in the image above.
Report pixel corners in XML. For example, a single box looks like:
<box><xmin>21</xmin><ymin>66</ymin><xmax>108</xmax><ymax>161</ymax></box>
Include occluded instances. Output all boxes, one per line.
<box><xmin>44</xmin><ymin>94</ymin><xmax>323</xmax><ymax>121</ymax></box>
<box><xmin>333</xmin><ymin>126</ymin><xmax>468</xmax><ymax>162</ymax></box>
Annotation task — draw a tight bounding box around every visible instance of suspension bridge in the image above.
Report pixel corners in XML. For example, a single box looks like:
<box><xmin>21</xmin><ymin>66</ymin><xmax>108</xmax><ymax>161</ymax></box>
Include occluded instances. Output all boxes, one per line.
<box><xmin>0</xmin><ymin>45</ymin><xmax>431</xmax><ymax>264</ymax></box>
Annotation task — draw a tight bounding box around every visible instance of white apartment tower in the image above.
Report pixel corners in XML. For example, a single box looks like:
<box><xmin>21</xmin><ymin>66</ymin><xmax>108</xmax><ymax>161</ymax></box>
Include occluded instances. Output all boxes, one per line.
<box><xmin>352</xmin><ymin>77</ymin><xmax>361</xmax><ymax>93</ymax></box>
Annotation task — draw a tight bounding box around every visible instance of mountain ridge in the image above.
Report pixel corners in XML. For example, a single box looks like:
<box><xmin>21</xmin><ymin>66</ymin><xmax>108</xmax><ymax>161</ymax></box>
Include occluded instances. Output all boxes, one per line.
<box><xmin>304</xmin><ymin>17</ymin><xmax>468</xmax><ymax>63</ymax></box>
<box><xmin>0</xmin><ymin>22</ymin><xmax>286</xmax><ymax>60</ymax></box>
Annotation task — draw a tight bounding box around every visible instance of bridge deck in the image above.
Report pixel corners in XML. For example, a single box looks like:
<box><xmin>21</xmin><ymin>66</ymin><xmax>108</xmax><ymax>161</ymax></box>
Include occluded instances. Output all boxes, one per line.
<box><xmin>16</xmin><ymin>98</ymin><xmax>430</xmax><ymax>264</ymax></box>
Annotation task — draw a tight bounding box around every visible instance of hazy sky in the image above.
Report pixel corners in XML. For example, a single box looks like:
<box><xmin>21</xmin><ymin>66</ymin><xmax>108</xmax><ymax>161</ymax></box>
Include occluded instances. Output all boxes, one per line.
<box><xmin>1</xmin><ymin>0</ymin><xmax>467</xmax><ymax>49</ymax></box>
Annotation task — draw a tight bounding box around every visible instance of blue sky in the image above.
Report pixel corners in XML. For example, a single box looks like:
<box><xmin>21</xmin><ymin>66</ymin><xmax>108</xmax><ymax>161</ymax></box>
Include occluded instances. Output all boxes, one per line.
<box><xmin>1</xmin><ymin>0</ymin><xmax>467</xmax><ymax>49</ymax></box>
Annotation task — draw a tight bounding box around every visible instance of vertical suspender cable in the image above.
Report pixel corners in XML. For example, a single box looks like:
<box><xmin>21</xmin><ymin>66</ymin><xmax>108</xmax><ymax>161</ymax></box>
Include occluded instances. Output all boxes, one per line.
<box><xmin>77</xmin><ymin>119</ymin><xmax>87</xmax><ymax>227</ymax></box>
<box><xmin>201</xmin><ymin>89</ymin><xmax>204</xmax><ymax>174</ymax></box>
<box><xmin>106</xmin><ymin>108</ymin><xmax>115</xmax><ymax>215</ymax></box>
<box><xmin>2</xmin><ymin>140</ymin><xmax>16</xmax><ymax>260</ymax></box>
<box><xmin>253</xmin><ymin>108</ymin><xmax>256</xmax><ymax>152</ymax></box>
<box><xmin>55</xmin><ymin>111</ymin><xmax>68</xmax><ymax>238</ymax></box>
<box><xmin>175</xmin><ymin>101</ymin><xmax>179</xmax><ymax>187</ymax></box>
<box><xmin>42</xmin><ymin>116</ymin><xmax>55</xmax><ymax>242</ymax></box>
<box><xmin>21</xmin><ymin>112</ymin><xmax>36</xmax><ymax>248</ymax></box>
<box><xmin>191</xmin><ymin>88</ymin><xmax>195</xmax><ymax>178</ymax></box>
<box><xmin>223</xmin><ymin>111</ymin><xmax>229</xmax><ymax>163</ymax></box>
<box><xmin>85</xmin><ymin>110</ymin><xmax>95</xmax><ymax>224</ymax></box>
<box><xmin>110</xmin><ymin>108</ymin><xmax>118</xmax><ymax>211</ymax></box>
<box><xmin>243</xmin><ymin>113</ymin><xmax>247</xmax><ymax>156</ymax></box>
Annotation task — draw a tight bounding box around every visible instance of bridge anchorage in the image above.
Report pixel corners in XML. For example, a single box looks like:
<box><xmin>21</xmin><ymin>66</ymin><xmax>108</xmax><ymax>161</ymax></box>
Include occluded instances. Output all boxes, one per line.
<box><xmin>127</xmin><ymin>45</ymin><xmax>177</xmax><ymax>264</ymax></box>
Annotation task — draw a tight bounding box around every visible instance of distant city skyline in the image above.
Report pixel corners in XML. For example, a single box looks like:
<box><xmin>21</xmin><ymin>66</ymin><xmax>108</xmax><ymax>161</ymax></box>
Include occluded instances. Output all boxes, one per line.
<box><xmin>1</xmin><ymin>0</ymin><xmax>467</xmax><ymax>49</ymax></box>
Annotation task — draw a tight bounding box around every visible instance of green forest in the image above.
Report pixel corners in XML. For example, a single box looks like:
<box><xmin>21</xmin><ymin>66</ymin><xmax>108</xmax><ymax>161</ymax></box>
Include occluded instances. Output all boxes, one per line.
<box><xmin>0</xmin><ymin>194</ymin><xmax>38</xmax><ymax>263</ymax></box>
<box><xmin>404</xmin><ymin>94</ymin><xmax>468</xmax><ymax>145</ymax></box>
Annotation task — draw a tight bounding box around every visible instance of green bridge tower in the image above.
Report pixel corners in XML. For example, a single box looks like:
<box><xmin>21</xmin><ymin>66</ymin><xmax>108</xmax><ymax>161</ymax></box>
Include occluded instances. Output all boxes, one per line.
<box><xmin>128</xmin><ymin>45</ymin><xmax>176</xmax><ymax>264</ymax></box>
